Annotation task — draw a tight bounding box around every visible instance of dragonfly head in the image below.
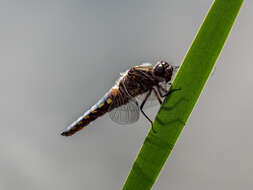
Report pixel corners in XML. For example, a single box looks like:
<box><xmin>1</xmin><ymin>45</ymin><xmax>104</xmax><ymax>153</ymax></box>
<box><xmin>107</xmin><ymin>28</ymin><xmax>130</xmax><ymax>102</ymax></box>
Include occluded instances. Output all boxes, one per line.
<box><xmin>153</xmin><ymin>61</ymin><xmax>178</xmax><ymax>82</ymax></box>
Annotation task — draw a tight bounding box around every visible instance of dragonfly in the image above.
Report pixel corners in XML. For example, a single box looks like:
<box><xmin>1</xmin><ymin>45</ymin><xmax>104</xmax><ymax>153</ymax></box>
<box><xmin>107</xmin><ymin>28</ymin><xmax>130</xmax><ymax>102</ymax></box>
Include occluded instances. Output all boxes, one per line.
<box><xmin>61</xmin><ymin>61</ymin><xmax>179</xmax><ymax>136</ymax></box>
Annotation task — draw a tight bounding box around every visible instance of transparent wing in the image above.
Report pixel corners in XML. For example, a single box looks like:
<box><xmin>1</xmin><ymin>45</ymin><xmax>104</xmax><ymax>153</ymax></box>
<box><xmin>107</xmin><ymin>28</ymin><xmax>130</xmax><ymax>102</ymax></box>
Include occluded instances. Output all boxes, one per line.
<box><xmin>109</xmin><ymin>98</ymin><xmax>140</xmax><ymax>125</ymax></box>
<box><xmin>139</xmin><ymin>62</ymin><xmax>153</xmax><ymax>67</ymax></box>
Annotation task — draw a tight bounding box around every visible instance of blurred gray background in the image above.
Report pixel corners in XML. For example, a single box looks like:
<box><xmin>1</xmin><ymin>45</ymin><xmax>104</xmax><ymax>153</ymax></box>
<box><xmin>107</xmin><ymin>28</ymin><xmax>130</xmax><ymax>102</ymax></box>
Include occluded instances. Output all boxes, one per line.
<box><xmin>0</xmin><ymin>0</ymin><xmax>252</xmax><ymax>189</ymax></box>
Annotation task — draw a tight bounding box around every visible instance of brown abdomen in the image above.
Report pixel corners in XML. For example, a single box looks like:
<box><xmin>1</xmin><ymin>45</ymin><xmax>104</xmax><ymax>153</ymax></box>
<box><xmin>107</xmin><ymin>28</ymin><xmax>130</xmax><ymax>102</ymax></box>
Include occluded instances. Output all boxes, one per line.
<box><xmin>61</xmin><ymin>92</ymin><xmax>114</xmax><ymax>136</ymax></box>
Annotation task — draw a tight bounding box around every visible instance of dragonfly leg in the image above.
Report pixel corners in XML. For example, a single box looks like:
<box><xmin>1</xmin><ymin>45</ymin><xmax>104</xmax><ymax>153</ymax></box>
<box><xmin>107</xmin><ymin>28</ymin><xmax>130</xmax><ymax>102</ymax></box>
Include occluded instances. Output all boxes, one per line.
<box><xmin>160</xmin><ymin>83</ymin><xmax>170</xmax><ymax>93</ymax></box>
<box><xmin>140</xmin><ymin>90</ymin><xmax>157</xmax><ymax>133</ymax></box>
<box><xmin>162</xmin><ymin>88</ymin><xmax>181</xmax><ymax>97</ymax></box>
<box><xmin>156</xmin><ymin>84</ymin><xmax>169</xmax><ymax>97</ymax></box>
<box><xmin>152</xmin><ymin>88</ymin><xmax>163</xmax><ymax>104</ymax></box>
<box><xmin>157</xmin><ymin>83</ymin><xmax>181</xmax><ymax>98</ymax></box>
<box><xmin>157</xmin><ymin>85</ymin><xmax>169</xmax><ymax>97</ymax></box>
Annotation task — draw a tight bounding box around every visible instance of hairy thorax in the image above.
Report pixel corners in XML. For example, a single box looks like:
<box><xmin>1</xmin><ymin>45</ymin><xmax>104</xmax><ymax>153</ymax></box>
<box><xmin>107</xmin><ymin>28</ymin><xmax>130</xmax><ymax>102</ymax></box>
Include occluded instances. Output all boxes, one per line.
<box><xmin>118</xmin><ymin>67</ymin><xmax>158</xmax><ymax>98</ymax></box>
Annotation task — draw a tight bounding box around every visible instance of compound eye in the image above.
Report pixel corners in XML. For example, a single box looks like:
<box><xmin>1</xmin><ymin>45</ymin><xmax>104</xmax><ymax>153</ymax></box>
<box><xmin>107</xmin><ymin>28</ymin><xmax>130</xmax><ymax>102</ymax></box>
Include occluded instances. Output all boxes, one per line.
<box><xmin>167</xmin><ymin>65</ymin><xmax>173</xmax><ymax>72</ymax></box>
<box><xmin>154</xmin><ymin>64</ymin><xmax>164</xmax><ymax>75</ymax></box>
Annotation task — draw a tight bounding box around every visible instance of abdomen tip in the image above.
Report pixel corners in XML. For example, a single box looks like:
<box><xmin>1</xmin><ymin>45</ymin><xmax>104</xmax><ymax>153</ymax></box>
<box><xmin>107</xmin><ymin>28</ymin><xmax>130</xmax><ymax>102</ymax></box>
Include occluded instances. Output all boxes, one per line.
<box><xmin>61</xmin><ymin>131</ymin><xmax>70</xmax><ymax>136</ymax></box>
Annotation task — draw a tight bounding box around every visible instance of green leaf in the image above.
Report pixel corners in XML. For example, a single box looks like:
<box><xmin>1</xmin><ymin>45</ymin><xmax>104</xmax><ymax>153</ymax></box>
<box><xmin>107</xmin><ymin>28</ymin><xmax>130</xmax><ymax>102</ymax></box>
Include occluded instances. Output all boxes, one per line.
<box><xmin>122</xmin><ymin>0</ymin><xmax>243</xmax><ymax>189</ymax></box>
